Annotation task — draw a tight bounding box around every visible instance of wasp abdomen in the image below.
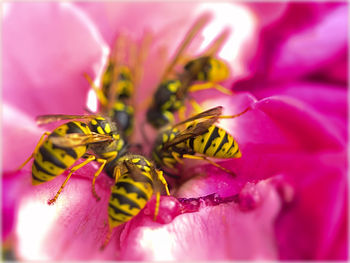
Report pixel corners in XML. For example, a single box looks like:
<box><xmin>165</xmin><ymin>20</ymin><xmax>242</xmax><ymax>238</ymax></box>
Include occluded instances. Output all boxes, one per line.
<box><xmin>189</xmin><ymin>125</ymin><xmax>241</xmax><ymax>158</ymax></box>
<box><xmin>108</xmin><ymin>175</ymin><xmax>153</xmax><ymax>228</ymax></box>
<box><xmin>31</xmin><ymin>121</ymin><xmax>90</xmax><ymax>185</ymax></box>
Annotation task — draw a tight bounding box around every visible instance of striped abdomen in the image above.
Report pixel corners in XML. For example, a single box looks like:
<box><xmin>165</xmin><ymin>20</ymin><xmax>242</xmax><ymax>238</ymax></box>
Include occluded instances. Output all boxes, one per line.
<box><xmin>31</xmin><ymin>121</ymin><xmax>90</xmax><ymax>185</ymax></box>
<box><xmin>186</xmin><ymin>125</ymin><xmax>241</xmax><ymax>158</ymax></box>
<box><xmin>108</xmin><ymin>155</ymin><xmax>154</xmax><ymax>228</ymax></box>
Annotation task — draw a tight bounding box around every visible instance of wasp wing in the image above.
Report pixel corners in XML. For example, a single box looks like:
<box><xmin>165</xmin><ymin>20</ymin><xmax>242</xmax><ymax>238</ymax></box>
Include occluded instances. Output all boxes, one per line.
<box><xmin>36</xmin><ymin>114</ymin><xmax>99</xmax><ymax>125</ymax></box>
<box><xmin>163</xmin><ymin>116</ymin><xmax>219</xmax><ymax>150</ymax></box>
<box><xmin>172</xmin><ymin>106</ymin><xmax>222</xmax><ymax>127</ymax></box>
<box><xmin>50</xmin><ymin>133</ymin><xmax>113</xmax><ymax>147</ymax></box>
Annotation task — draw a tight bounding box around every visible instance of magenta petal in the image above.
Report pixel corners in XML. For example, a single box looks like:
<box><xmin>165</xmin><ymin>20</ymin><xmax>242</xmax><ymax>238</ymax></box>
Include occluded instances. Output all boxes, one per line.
<box><xmin>237</xmin><ymin>3</ymin><xmax>348</xmax><ymax>83</ymax></box>
<box><xmin>269</xmin><ymin>5</ymin><xmax>348</xmax><ymax>81</ymax></box>
<box><xmin>245</xmin><ymin>82</ymin><xmax>348</xmax><ymax>140</ymax></box>
<box><xmin>254</xmin><ymin>96</ymin><xmax>345</xmax><ymax>150</ymax></box>
<box><xmin>3</xmin><ymin>2</ymin><xmax>107</xmax><ymax>117</ymax></box>
<box><xmin>245</xmin><ymin>3</ymin><xmax>288</xmax><ymax>27</ymax></box>
<box><xmin>119</xmin><ymin>179</ymin><xmax>282</xmax><ymax>260</ymax></box>
<box><xmin>274</xmin><ymin>151</ymin><xmax>348</xmax><ymax>260</ymax></box>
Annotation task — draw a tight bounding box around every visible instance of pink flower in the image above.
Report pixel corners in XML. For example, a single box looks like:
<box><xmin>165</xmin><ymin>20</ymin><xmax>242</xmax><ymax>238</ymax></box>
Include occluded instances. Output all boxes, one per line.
<box><xmin>2</xmin><ymin>2</ymin><xmax>347</xmax><ymax>261</ymax></box>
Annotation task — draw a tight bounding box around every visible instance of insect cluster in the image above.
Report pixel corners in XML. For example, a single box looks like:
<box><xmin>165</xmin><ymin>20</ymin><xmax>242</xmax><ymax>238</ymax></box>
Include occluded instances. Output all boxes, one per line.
<box><xmin>17</xmin><ymin>14</ymin><xmax>249</xmax><ymax>249</ymax></box>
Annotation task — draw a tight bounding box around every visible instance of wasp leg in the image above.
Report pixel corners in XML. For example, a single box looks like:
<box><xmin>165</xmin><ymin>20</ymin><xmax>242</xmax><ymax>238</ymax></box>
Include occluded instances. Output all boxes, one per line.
<box><xmin>83</xmin><ymin>73</ymin><xmax>108</xmax><ymax>107</ymax></box>
<box><xmin>17</xmin><ymin>132</ymin><xmax>51</xmax><ymax>171</ymax></box>
<box><xmin>113</xmin><ymin>165</ymin><xmax>121</xmax><ymax>183</ymax></box>
<box><xmin>100</xmin><ymin>227</ymin><xmax>113</xmax><ymax>251</ymax></box>
<box><xmin>188</xmin><ymin>82</ymin><xmax>233</xmax><ymax>96</ymax></box>
<box><xmin>91</xmin><ymin>158</ymin><xmax>108</xmax><ymax>202</ymax></box>
<box><xmin>171</xmin><ymin>151</ymin><xmax>184</xmax><ymax>164</ymax></box>
<box><xmin>182</xmin><ymin>154</ymin><xmax>236</xmax><ymax>176</ymax></box>
<box><xmin>156</xmin><ymin>170</ymin><xmax>170</xmax><ymax>196</ymax></box>
<box><xmin>218</xmin><ymin>106</ymin><xmax>251</xmax><ymax>119</ymax></box>
<box><xmin>153</xmin><ymin>191</ymin><xmax>161</xmax><ymax>221</ymax></box>
<box><xmin>48</xmin><ymin>155</ymin><xmax>96</xmax><ymax>205</ymax></box>
<box><xmin>163</xmin><ymin>157</ymin><xmax>177</xmax><ymax>169</ymax></box>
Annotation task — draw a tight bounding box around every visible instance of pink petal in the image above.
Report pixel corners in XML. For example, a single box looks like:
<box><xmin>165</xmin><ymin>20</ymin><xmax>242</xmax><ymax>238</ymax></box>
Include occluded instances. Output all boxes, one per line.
<box><xmin>178</xmin><ymin>149</ymin><xmax>347</xmax><ymax>260</ymax></box>
<box><xmin>6</xmin><ymin>167</ymin><xmax>119</xmax><ymax>261</ymax></box>
<box><xmin>3</xmin><ymin>2</ymin><xmax>107</xmax><ymax>117</ymax></box>
<box><xmin>119</xmin><ymin>178</ymin><xmax>283</xmax><ymax>260</ymax></box>
<box><xmin>75</xmin><ymin>2</ymin><xmax>262</xmax><ymax>78</ymax></box>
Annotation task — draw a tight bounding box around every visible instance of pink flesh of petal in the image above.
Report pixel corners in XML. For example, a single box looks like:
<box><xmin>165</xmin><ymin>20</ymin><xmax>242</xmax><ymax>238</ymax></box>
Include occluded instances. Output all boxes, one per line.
<box><xmin>3</xmin><ymin>2</ymin><xmax>107</xmax><ymax>117</ymax></box>
<box><xmin>118</xmin><ymin>179</ymin><xmax>282</xmax><ymax>260</ymax></box>
<box><xmin>9</xmin><ymin>168</ymin><xmax>120</xmax><ymax>261</ymax></box>
<box><xmin>177</xmin><ymin>149</ymin><xmax>347</xmax><ymax>260</ymax></box>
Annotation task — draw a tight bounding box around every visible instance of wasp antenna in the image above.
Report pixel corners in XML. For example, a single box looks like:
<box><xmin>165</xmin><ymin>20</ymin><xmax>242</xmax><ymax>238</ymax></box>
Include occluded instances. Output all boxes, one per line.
<box><xmin>162</xmin><ymin>13</ymin><xmax>211</xmax><ymax>80</ymax></box>
<box><xmin>203</xmin><ymin>28</ymin><xmax>230</xmax><ymax>57</ymax></box>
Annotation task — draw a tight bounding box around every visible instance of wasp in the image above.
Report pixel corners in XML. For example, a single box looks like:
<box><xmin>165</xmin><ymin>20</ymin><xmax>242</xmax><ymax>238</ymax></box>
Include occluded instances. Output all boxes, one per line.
<box><xmin>100</xmin><ymin>154</ymin><xmax>170</xmax><ymax>249</ymax></box>
<box><xmin>151</xmin><ymin>106</ymin><xmax>250</xmax><ymax>176</ymax></box>
<box><xmin>146</xmin><ymin>14</ymin><xmax>232</xmax><ymax>129</ymax></box>
<box><xmin>17</xmin><ymin>114</ymin><xmax>127</xmax><ymax>204</ymax></box>
<box><xmin>85</xmin><ymin>32</ymin><xmax>151</xmax><ymax>138</ymax></box>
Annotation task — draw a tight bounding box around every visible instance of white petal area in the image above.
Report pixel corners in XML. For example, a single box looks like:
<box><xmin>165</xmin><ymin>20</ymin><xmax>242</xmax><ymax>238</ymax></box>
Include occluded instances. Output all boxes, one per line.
<box><xmin>13</xmin><ymin>174</ymin><xmax>118</xmax><ymax>261</ymax></box>
<box><xmin>193</xmin><ymin>3</ymin><xmax>257</xmax><ymax>77</ymax></box>
<box><xmin>16</xmin><ymin>198</ymin><xmax>65</xmax><ymax>260</ymax></box>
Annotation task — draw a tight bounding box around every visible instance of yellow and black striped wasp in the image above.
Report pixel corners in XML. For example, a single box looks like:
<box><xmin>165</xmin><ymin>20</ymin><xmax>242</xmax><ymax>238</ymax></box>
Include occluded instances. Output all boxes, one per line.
<box><xmin>146</xmin><ymin>14</ymin><xmax>232</xmax><ymax>129</ymax></box>
<box><xmin>85</xmin><ymin>32</ymin><xmax>151</xmax><ymax>138</ymax></box>
<box><xmin>151</xmin><ymin>106</ymin><xmax>250</xmax><ymax>176</ymax></box>
<box><xmin>100</xmin><ymin>154</ymin><xmax>170</xmax><ymax>250</ymax></box>
<box><xmin>17</xmin><ymin>114</ymin><xmax>127</xmax><ymax>204</ymax></box>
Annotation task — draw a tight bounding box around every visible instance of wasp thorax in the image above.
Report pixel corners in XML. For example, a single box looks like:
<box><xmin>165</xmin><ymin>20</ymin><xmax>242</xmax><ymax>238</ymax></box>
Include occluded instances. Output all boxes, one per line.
<box><xmin>89</xmin><ymin>117</ymin><xmax>114</xmax><ymax>135</ymax></box>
